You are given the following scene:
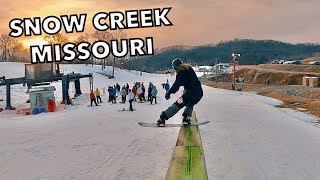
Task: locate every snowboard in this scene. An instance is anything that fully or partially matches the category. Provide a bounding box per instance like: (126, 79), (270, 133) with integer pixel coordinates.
(138, 121), (210, 128)
(118, 108), (136, 112)
(87, 105), (101, 107)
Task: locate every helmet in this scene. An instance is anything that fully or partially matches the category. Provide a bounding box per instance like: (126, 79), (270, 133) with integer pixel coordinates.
(172, 58), (183, 70)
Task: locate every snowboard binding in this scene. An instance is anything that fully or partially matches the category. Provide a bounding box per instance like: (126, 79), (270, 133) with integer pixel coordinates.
(157, 112), (168, 127)
(182, 116), (191, 126)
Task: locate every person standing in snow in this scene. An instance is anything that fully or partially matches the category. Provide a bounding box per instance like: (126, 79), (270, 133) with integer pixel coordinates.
(137, 85), (143, 102)
(126, 83), (129, 94)
(121, 86), (127, 104)
(95, 88), (102, 104)
(132, 86), (137, 101)
(90, 90), (99, 106)
(116, 83), (121, 95)
(157, 58), (203, 127)
(108, 86), (113, 102)
(164, 81), (170, 92)
(110, 86), (117, 104)
(150, 86), (158, 104)
(128, 89), (135, 111)
(147, 82), (153, 101)
(141, 83), (146, 101)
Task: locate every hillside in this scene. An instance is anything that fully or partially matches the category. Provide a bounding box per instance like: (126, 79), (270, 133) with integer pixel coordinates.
(301, 56), (320, 64)
(208, 64), (320, 86)
(238, 64), (320, 85)
(124, 39), (320, 72)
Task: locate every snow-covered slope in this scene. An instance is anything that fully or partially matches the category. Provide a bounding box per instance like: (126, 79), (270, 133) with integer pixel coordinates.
(196, 87), (320, 180)
(1, 62), (320, 179)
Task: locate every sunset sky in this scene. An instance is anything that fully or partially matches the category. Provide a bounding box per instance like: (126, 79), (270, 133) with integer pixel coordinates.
(1, 0), (320, 48)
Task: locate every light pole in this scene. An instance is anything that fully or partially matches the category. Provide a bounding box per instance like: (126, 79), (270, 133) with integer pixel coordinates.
(214, 58), (218, 83)
(231, 53), (240, 90)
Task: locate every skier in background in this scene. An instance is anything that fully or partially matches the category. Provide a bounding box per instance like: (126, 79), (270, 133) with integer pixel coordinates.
(128, 89), (135, 111)
(157, 58), (203, 127)
(90, 90), (99, 106)
(95, 88), (102, 104)
(150, 85), (158, 104)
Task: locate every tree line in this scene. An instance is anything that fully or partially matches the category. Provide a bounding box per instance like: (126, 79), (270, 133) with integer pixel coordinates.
(1, 36), (320, 74)
(123, 39), (320, 73)
(0, 30), (127, 69)
(0, 34), (29, 62)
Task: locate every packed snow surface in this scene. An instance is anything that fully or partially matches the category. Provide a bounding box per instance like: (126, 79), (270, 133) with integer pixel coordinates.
(1, 62), (320, 180)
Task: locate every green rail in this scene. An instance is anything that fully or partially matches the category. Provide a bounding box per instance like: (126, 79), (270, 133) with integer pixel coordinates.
(166, 112), (208, 180)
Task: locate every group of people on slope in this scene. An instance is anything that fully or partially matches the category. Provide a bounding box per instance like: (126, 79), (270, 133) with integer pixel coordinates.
(89, 88), (102, 107)
(89, 57), (204, 127)
(89, 81), (160, 111)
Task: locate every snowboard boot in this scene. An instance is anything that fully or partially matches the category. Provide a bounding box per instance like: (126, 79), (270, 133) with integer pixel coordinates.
(157, 112), (168, 127)
(182, 116), (191, 126)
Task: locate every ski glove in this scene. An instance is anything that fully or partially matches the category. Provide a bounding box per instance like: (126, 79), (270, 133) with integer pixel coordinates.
(165, 92), (171, 100)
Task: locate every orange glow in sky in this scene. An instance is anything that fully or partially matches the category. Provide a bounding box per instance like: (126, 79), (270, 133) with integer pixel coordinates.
(21, 38), (48, 48)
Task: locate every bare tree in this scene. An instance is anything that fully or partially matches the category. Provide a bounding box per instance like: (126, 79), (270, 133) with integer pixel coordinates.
(0, 34), (14, 61)
(9, 40), (25, 62)
(43, 33), (69, 72)
(74, 33), (95, 66)
(44, 33), (69, 45)
(110, 30), (127, 76)
(91, 30), (113, 69)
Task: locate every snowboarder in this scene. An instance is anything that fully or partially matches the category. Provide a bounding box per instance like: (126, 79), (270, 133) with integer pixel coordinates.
(95, 88), (102, 103)
(157, 58), (203, 127)
(90, 90), (99, 106)
(128, 89), (135, 111)
(150, 85), (158, 104)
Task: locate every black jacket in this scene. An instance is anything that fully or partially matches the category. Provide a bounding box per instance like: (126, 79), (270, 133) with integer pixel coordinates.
(168, 64), (203, 105)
